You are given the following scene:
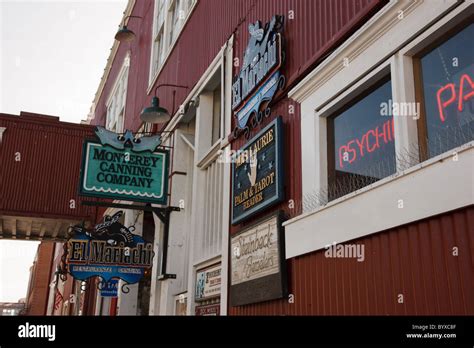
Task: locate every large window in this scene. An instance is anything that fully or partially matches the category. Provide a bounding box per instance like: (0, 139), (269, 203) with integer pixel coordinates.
(150, 0), (194, 83)
(211, 83), (221, 145)
(150, 0), (166, 79)
(328, 78), (395, 200)
(416, 23), (474, 159)
(168, 0), (181, 45)
(106, 57), (129, 133)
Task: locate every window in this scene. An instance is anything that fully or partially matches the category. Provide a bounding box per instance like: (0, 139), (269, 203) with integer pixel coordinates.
(416, 23), (474, 159)
(150, 0), (195, 83)
(328, 78), (395, 200)
(168, 0), (181, 45)
(211, 83), (221, 145)
(151, 0), (166, 78)
(174, 293), (187, 315)
(106, 57), (129, 133)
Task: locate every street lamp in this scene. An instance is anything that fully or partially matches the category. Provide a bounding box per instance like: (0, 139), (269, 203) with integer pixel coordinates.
(114, 15), (142, 43)
(140, 84), (188, 124)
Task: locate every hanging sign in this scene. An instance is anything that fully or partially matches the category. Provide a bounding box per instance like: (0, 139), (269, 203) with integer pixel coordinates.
(79, 126), (169, 205)
(195, 264), (221, 301)
(231, 116), (284, 225)
(232, 15), (285, 134)
(100, 279), (119, 297)
(66, 211), (154, 284)
(230, 212), (287, 306)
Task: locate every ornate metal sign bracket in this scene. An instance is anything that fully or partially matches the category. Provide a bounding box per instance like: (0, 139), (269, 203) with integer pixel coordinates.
(81, 200), (179, 281)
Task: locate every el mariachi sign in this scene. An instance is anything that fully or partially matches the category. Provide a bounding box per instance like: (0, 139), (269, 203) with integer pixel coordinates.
(66, 211), (154, 284)
(79, 127), (169, 205)
(231, 117), (284, 225)
(230, 212), (287, 306)
(232, 15), (285, 131)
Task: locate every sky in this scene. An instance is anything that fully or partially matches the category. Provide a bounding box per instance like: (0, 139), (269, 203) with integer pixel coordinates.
(0, 0), (127, 123)
(0, 0), (127, 303)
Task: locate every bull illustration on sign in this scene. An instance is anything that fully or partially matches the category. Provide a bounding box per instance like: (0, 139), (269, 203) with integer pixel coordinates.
(87, 211), (135, 247)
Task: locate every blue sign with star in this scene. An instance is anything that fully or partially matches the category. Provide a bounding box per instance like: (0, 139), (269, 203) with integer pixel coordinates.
(231, 117), (284, 224)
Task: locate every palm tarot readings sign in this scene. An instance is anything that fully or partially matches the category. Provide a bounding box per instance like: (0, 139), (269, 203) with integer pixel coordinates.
(66, 211), (154, 284)
(231, 116), (284, 225)
(195, 264), (221, 301)
(79, 126), (169, 205)
(230, 212), (287, 306)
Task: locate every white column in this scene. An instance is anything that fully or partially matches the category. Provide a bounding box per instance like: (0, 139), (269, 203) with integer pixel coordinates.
(148, 212), (163, 315)
(117, 209), (143, 315)
(391, 53), (419, 171)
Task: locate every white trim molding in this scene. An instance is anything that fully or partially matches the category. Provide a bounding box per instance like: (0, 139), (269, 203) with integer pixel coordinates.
(284, 142), (474, 259)
(285, 0), (471, 259)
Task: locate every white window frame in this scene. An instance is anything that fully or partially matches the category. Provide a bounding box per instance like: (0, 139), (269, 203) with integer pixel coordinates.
(284, 0), (473, 259)
(174, 292), (188, 315)
(105, 54), (130, 133)
(148, 0), (197, 90)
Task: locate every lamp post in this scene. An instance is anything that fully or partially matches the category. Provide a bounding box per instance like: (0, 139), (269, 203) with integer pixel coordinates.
(140, 84), (189, 124)
(114, 15), (142, 43)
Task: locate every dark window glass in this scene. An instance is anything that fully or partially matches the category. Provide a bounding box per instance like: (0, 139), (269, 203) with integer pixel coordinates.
(329, 79), (395, 201)
(419, 23), (474, 158)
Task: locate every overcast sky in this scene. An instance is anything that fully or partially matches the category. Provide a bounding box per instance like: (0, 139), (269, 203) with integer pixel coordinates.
(0, 0), (127, 303)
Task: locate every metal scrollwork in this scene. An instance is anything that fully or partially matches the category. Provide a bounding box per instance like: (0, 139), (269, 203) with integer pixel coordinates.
(121, 282), (131, 294)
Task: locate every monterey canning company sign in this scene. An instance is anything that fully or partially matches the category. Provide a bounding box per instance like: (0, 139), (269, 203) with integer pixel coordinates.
(79, 126), (168, 204)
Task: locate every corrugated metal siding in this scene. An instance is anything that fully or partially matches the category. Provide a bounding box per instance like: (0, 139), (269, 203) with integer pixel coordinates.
(89, 0), (385, 232)
(91, 0), (384, 131)
(229, 206), (474, 315)
(0, 113), (97, 220)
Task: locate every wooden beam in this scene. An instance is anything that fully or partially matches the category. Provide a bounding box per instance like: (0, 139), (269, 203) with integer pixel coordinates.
(52, 222), (61, 239)
(39, 224), (47, 239)
(12, 218), (17, 239)
(26, 220), (32, 240)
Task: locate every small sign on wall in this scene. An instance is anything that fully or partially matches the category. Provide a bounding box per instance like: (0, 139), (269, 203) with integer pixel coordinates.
(195, 303), (220, 316)
(231, 117), (284, 225)
(195, 264), (221, 301)
(100, 279), (118, 297)
(230, 212), (287, 306)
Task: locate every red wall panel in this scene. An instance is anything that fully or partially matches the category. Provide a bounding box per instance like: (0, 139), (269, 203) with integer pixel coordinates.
(229, 206), (474, 315)
(91, 0), (384, 132)
(0, 112), (98, 221)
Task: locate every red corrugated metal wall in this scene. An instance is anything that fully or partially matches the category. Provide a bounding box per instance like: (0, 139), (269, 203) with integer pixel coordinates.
(229, 206), (474, 315)
(91, 0), (384, 132)
(0, 112), (97, 220)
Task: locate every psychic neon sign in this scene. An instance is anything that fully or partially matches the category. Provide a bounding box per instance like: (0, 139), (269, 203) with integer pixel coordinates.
(436, 73), (474, 122)
(338, 118), (394, 169)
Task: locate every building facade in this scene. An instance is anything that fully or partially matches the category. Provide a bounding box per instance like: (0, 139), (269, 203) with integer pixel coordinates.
(85, 0), (473, 316)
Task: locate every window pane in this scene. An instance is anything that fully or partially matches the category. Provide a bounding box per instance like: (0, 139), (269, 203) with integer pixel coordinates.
(419, 24), (474, 158)
(212, 84), (221, 144)
(330, 79), (395, 200)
